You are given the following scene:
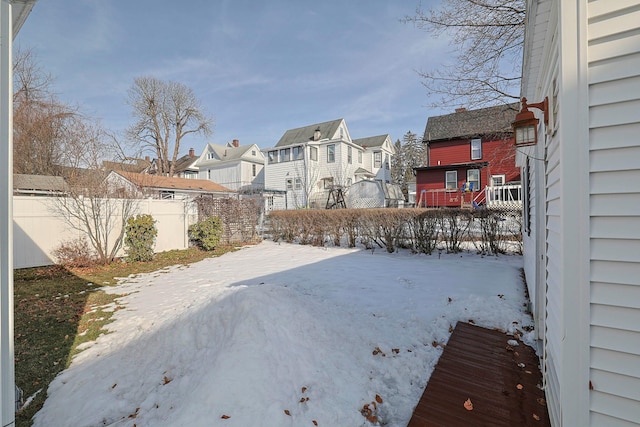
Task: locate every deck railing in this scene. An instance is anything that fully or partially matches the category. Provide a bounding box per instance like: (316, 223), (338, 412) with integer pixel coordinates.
(416, 184), (523, 209)
(485, 183), (522, 208)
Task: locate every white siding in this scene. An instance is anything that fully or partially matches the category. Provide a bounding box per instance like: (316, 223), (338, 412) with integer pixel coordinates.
(200, 162), (242, 191)
(263, 140), (371, 210)
(587, 2), (640, 424)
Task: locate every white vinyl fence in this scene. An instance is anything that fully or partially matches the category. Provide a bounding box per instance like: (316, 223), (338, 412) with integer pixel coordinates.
(13, 196), (198, 269)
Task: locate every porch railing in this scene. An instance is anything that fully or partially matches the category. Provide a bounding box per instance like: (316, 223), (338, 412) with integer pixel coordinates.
(485, 184), (522, 208)
(416, 184), (522, 208)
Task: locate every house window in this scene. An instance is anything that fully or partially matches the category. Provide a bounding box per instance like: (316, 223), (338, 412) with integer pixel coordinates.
(207, 169), (211, 180)
(285, 178), (293, 190)
(280, 148), (290, 162)
(374, 151), (382, 168)
(467, 169), (480, 190)
(252, 150), (256, 156)
(385, 154), (389, 170)
(310, 146), (318, 161)
(347, 146), (352, 164)
(252, 164), (256, 177)
(358, 151), (362, 163)
(268, 150), (278, 164)
(293, 145), (304, 160)
(327, 144), (335, 163)
(295, 178), (302, 190)
(268, 196), (274, 209)
(445, 170), (458, 190)
(471, 138), (482, 160)
(491, 175), (505, 186)
(323, 177), (334, 189)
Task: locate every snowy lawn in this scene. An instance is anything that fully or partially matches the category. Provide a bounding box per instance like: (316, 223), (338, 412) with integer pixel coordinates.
(33, 240), (534, 427)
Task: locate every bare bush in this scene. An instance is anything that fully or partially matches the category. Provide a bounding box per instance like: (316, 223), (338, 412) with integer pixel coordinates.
(52, 238), (97, 267)
(266, 207), (521, 255)
(409, 209), (440, 254)
(437, 209), (472, 253)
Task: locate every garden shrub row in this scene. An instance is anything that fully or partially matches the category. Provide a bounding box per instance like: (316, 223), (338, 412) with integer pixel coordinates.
(268, 208), (522, 255)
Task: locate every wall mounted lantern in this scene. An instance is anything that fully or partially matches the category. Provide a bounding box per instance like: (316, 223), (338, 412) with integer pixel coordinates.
(512, 97), (548, 146)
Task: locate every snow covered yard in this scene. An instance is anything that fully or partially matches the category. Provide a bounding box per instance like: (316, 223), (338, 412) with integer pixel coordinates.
(33, 240), (534, 427)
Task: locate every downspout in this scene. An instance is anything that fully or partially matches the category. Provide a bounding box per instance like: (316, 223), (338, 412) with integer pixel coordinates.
(1, 3), (15, 424)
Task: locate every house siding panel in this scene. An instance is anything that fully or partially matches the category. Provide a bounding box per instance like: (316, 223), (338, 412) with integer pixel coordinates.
(587, 0), (640, 409)
(591, 239), (640, 263)
(590, 170), (638, 193)
(589, 51), (640, 87)
(590, 122), (640, 150)
(591, 282), (640, 309)
(429, 139), (470, 165)
(591, 217), (640, 239)
(590, 391), (640, 426)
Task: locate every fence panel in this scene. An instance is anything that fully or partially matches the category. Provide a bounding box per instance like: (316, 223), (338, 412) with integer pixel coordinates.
(13, 196), (194, 269)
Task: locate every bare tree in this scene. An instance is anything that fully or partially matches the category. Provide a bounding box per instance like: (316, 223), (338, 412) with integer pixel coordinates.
(53, 171), (139, 264)
(126, 77), (213, 176)
(406, 0), (525, 109)
(52, 127), (137, 265)
(292, 147), (321, 209)
(391, 138), (405, 187)
(13, 48), (79, 175)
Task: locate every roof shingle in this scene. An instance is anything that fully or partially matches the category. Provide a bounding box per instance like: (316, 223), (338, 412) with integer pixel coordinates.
(275, 119), (344, 147)
(424, 103), (519, 142)
(115, 171), (233, 193)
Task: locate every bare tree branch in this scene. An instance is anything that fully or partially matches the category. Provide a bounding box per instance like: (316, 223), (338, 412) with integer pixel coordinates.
(405, 0), (525, 109)
(126, 77), (213, 176)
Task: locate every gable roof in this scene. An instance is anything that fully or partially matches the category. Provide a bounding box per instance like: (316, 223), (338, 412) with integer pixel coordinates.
(206, 143), (255, 161)
(13, 174), (69, 194)
(103, 158), (152, 174)
(353, 134), (390, 149)
(424, 103), (519, 142)
(275, 119), (344, 147)
(113, 171), (233, 193)
(172, 153), (199, 172)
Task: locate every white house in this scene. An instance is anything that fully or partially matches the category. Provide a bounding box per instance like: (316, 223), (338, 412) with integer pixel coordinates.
(195, 140), (265, 192)
(263, 118), (395, 210)
(518, 1), (640, 426)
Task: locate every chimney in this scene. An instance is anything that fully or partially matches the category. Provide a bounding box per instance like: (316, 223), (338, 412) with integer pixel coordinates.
(232, 139), (239, 147)
(455, 107), (467, 113)
(189, 148), (195, 158)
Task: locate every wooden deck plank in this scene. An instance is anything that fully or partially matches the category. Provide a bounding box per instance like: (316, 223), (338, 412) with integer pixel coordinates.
(407, 322), (551, 427)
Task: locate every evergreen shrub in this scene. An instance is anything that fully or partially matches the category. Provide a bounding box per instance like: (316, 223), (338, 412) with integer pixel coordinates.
(124, 214), (157, 262)
(188, 216), (223, 251)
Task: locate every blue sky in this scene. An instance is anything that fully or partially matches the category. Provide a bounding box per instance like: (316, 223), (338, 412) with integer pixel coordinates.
(16, 0), (451, 155)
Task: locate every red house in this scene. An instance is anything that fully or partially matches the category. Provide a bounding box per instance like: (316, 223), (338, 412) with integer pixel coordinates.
(414, 104), (520, 208)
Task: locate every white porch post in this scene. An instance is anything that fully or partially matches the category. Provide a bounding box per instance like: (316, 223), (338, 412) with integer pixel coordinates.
(1, 1), (38, 424)
(0, 1), (15, 425)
